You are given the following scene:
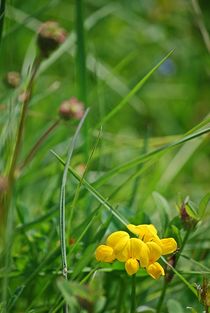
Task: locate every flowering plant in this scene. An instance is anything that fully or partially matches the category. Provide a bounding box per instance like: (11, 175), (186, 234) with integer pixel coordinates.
(95, 224), (177, 278)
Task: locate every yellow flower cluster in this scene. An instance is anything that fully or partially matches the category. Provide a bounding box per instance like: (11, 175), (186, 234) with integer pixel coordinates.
(95, 224), (177, 279)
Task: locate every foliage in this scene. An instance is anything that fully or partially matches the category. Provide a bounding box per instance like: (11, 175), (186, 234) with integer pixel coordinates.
(0, 0), (210, 312)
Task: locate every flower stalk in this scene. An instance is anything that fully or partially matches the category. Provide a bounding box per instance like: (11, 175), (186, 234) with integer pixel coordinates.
(130, 274), (136, 313)
(19, 119), (60, 171)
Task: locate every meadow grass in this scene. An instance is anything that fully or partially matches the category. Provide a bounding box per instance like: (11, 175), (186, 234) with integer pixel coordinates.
(0, 1), (210, 312)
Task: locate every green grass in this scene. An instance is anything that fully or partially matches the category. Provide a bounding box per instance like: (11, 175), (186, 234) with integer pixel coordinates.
(0, 1), (210, 313)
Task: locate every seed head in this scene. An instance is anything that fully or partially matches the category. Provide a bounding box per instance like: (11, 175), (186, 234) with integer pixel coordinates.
(59, 97), (85, 120)
(37, 21), (67, 58)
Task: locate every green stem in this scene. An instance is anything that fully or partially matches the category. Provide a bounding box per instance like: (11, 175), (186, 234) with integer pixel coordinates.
(130, 274), (136, 313)
(0, 56), (41, 228)
(8, 56), (41, 185)
(19, 119), (60, 171)
(156, 229), (191, 312)
(75, 0), (89, 157)
(156, 279), (168, 313)
(116, 276), (125, 313)
(0, 0), (6, 46)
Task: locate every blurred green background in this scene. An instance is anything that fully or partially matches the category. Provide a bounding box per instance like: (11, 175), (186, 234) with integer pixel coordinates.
(0, 0), (210, 312)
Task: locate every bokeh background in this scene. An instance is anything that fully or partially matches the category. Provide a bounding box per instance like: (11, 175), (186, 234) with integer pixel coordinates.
(0, 0), (210, 312)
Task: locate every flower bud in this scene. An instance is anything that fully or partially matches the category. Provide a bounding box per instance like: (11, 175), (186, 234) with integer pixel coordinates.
(37, 21), (66, 58)
(180, 199), (197, 230)
(95, 245), (115, 262)
(125, 258), (139, 275)
(147, 262), (165, 280)
(59, 97), (85, 120)
(4, 71), (21, 88)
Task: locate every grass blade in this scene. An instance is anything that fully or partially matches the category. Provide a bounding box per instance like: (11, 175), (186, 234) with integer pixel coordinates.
(59, 108), (89, 312)
(96, 49), (175, 128)
(51, 150), (129, 227)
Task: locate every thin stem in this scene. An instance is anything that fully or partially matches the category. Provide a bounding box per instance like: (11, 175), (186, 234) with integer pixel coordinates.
(8, 56), (41, 185)
(156, 229), (191, 312)
(0, 56), (41, 228)
(191, 0), (210, 54)
(156, 279), (168, 313)
(75, 0), (89, 157)
(0, 0), (6, 46)
(19, 119), (60, 171)
(130, 274), (136, 313)
(116, 276), (125, 313)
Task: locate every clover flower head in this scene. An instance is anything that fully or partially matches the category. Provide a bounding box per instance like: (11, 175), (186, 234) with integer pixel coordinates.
(95, 224), (177, 279)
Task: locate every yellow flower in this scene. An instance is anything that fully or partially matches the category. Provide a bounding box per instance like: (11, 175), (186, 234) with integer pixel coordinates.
(95, 224), (177, 279)
(125, 258), (139, 276)
(127, 224), (158, 242)
(127, 223), (177, 255)
(106, 231), (130, 262)
(95, 245), (115, 262)
(146, 262), (165, 279)
(159, 238), (177, 255)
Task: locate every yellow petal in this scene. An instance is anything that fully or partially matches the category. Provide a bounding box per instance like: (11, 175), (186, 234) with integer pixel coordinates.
(127, 224), (157, 242)
(129, 238), (144, 259)
(146, 242), (162, 263)
(106, 231), (129, 249)
(95, 245), (115, 262)
(160, 238), (177, 255)
(114, 238), (130, 261)
(138, 242), (150, 267)
(147, 262), (165, 279)
(125, 258), (139, 275)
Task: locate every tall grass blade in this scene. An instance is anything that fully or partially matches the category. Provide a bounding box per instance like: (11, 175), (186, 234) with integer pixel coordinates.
(96, 49), (175, 128)
(59, 108), (89, 312)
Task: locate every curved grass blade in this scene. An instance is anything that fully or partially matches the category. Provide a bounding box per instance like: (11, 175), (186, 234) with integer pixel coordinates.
(94, 127), (210, 187)
(59, 108), (89, 313)
(51, 150), (129, 227)
(95, 49), (175, 128)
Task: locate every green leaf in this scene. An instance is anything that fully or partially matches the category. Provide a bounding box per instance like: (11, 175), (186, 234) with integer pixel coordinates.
(185, 201), (199, 220)
(167, 299), (184, 313)
(198, 192), (210, 218)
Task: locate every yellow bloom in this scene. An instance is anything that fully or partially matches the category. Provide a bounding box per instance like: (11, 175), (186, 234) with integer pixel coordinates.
(95, 245), (115, 262)
(160, 238), (177, 255)
(95, 223), (177, 279)
(127, 224), (158, 242)
(146, 241), (162, 263)
(125, 258), (139, 275)
(107, 231), (130, 262)
(146, 262), (165, 279)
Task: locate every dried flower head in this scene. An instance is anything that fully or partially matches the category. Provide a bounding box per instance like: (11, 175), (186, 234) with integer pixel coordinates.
(37, 21), (66, 58)
(59, 97), (85, 120)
